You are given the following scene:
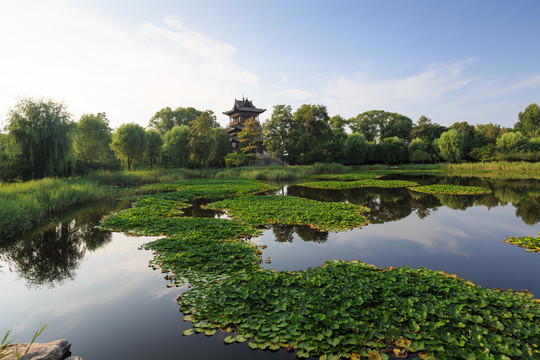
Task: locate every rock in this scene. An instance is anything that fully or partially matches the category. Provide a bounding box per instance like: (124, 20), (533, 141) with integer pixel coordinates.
(2, 339), (71, 360)
(65, 357), (84, 360)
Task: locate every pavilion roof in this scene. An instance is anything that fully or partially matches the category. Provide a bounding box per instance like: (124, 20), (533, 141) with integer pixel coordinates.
(223, 98), (266, 116)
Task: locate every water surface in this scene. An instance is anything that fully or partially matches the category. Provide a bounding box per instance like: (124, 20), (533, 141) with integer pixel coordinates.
(1, 176), (539, 359)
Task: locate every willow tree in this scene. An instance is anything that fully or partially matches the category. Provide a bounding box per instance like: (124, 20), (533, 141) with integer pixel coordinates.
(6, 97), (75, 177)
(438, 129), (464, 163)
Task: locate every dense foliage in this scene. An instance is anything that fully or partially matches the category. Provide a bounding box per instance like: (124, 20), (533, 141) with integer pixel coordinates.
(5, 97), (75, 177)
(1, 96), (539, 182)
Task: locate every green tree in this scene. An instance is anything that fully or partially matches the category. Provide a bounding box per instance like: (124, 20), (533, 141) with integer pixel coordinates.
(111, 123), (147, 171)
(475, 123), (501, 144)
(210, 128), (233, 167)
(380, 137), (408, 164)
(74, 113), (112, 166)
(148, 106), (202, 134)
(163, 125), (190, 166)
(239, 117), (263, 154)
(327, 128), (347, 163)
(344, 133), (368, 164)
(438, 129), (465, 162)
(449, 121), (477, 160)
(145, 129), (163, 170)
(6, 97), (75, 177)
(288, 104), (332, 164)
(496, 131), (528, 153)
(408, 138), (432, 163)
(189, 111), (218, 168)
(411, 116), (447, 143)
(515, 103), (540, 137)
(329, 115), (349, 131)
(263, 105), (293, 163)
(350, 110), (413, 142)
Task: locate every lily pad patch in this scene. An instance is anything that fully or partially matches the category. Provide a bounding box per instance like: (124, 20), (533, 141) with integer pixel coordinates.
(205, 195), (370, 232)
(504, 234), (540, 252)
(297, 179), (418, 190)
(407, 184), (491, 195)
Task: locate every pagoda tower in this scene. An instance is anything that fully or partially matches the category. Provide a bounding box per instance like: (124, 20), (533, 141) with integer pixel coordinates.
(223, 98), (266, 151)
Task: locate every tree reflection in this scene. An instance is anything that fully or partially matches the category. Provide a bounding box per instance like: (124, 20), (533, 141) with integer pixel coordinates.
(270, 224), (328, 243)
(288, 177), (539, 226)
(0, 200), (125, 288)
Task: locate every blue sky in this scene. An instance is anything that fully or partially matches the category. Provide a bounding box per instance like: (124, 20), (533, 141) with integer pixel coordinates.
(1, 0), (539, 129)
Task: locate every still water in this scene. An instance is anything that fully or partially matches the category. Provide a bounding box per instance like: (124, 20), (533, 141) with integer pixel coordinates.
(1, 176), (539, 359)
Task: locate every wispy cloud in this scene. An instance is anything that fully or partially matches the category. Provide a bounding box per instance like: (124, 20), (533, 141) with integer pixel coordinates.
(0, 5), (259, 128)
(321, 60), (540, 126)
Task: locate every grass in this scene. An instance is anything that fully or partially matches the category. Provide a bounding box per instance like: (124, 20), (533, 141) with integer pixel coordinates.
(445, 161), (540, 172)
(0, 178), (113, 240)
(1, 323), (48, 360)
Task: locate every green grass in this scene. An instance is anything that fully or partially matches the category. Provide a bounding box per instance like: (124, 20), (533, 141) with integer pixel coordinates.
(0, 178), (114, 240)
(504, 234), (540, 252)
(408, 184), (492, 195)
(205, 195), (370, 232)
(215, 166), (300, 181)
(1, 323), (48, 360)
(445, 161), (540, 172)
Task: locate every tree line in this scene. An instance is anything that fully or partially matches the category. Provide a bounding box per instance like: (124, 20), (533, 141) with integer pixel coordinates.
(0, 97), (538, 181)
(263, 103), (539, 165)
(0, 98), (232, 181)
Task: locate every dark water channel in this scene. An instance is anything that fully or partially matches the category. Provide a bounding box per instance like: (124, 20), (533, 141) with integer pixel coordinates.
(1, 175), (539, 359)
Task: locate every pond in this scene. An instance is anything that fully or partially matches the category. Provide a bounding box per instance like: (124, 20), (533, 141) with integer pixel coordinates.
(1, 175), (539, 359)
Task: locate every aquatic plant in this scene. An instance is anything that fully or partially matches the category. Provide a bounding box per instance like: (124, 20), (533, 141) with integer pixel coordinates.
(308, 173), (382, 180)
(97, 176), (540, 360)
(504, 234), (540, 252)
(179, 260), (540, 359)
(408, 184), (492, 195)
(297, 179), (418, 190)
(139, 178), (276, 201)
(205, 195), (370, 232)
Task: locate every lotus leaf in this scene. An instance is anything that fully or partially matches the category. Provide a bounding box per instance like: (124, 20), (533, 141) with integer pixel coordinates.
(205, 195), (370, 232)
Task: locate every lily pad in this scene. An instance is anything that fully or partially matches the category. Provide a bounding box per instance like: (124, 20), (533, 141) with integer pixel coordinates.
(407, 184), (491, 195)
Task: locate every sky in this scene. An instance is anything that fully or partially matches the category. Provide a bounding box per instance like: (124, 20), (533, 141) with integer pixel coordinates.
(1, 0), (539, 130)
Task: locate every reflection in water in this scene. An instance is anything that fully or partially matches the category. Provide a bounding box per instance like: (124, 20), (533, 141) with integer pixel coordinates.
(272, 223), (328, 243)
(288, 175), (540, 226)
(0, 200), (129, 288)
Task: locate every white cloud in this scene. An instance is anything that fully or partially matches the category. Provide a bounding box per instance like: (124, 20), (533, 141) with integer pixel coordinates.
(322, 60), (475, 117)
(321, 60), (540, 127)
(0, 3), (259, 128)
